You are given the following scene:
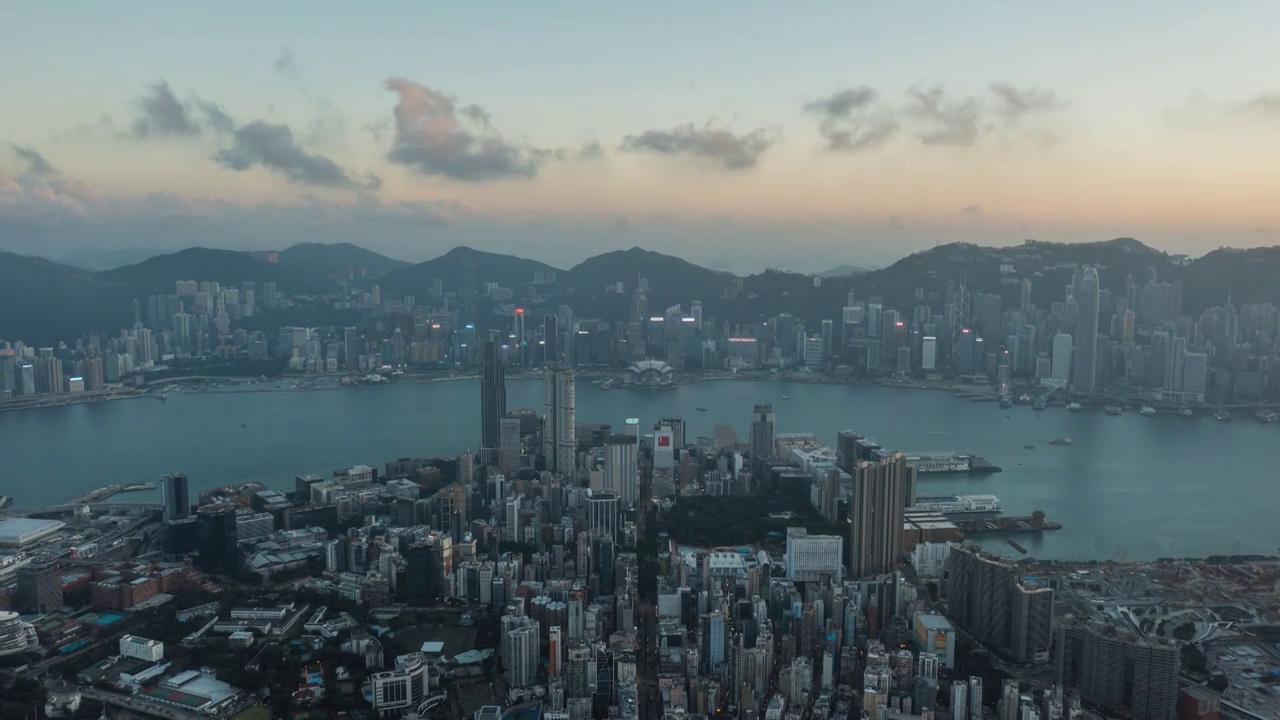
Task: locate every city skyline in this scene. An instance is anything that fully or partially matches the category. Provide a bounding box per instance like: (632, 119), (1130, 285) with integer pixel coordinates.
(4, 2), (1280, 271)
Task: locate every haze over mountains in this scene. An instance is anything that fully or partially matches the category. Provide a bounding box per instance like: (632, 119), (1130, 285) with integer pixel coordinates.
(2, 238), (1278, 346)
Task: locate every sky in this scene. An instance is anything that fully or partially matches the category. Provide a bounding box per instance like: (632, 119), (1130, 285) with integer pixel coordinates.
(2, 1), (1279, 272)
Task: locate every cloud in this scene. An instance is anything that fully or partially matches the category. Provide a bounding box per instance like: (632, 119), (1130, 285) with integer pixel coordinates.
(385, 77), (547, 181)
(578, 141), (605, 160)
(804, 87), (897, 153)
(804, 87), (878, 119)
(1254, 226), (1274, 233)
(905, 85), (985, 146)
(989, 83), (1065, 120)
(961, 204), (983, 217)
(275, 48), (302, 84)
(1171, 91), (1280, 127)
(9, 144), (60, 180)
(130, 82), (202, 138)
(127, 81), (236, 139)
(215, 121), (376, 189)
(619, 123), (777, 170)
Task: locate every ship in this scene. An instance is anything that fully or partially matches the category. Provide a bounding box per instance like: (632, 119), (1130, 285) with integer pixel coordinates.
(904, 453), (1002, 474)
(1180, 407), (1194, 419)
(998, 395), (1013, 409)
(0, 495), (11, 510)
(1255, 409), (1278, 424)
(1139, 406), (1157, 417)
(1033, 397), (1048, 411)
(1018, 394), (1033, 404)
(1066, 402), (1082, 412)
(1047, 437), (1072, 446)
(908, 494), (1001, 515)
(1213, 410), (1233, 422)
(1104, 405), (1123, 416)
(696, 407), (708, 412)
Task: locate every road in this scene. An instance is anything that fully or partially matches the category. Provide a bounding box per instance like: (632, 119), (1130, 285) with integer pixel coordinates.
(635, 453), (661, 720)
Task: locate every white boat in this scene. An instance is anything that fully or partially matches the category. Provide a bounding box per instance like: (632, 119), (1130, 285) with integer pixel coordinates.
(1139, 406), (1157, 417)
(1066, 402), (1083, 413)
(908, 494), (1001, 515)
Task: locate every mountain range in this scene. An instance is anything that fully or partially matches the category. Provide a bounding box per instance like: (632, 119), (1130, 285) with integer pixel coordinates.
(2, 238), (1278, 345)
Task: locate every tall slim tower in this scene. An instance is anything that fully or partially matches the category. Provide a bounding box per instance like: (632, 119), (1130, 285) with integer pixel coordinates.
(481, 340), (506, 455)
(750, 404), (775, 460)
(544, 367), (576, 474)
(1073, 267), (1100, 392)
(160, 473), (191, 523)
(849, 451), (907, 579)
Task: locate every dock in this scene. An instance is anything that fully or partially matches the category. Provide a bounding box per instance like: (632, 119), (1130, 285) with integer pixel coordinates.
(71, 482), (158, 504)
(954, 510), (1061, 534)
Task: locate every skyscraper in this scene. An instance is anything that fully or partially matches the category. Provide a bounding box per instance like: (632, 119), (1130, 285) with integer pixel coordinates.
(849, 451), (907, 579)
(544, 367), (576, 474)
(750, 404), (775, 460)
(160, 473), (191, 523)
(480, 340), (506, 455)
(543, 313), (560, 364)
(499, 418), (521, 478)
(1073, 267), (1100, 392)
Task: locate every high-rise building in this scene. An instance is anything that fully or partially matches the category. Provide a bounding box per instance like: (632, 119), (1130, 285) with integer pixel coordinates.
(15, 562), (63, 614)
(1056, 619), (1179, 720)
(502, 615), (541, 688)
(499, 418), (521, 478)
(480, 340), (506, 455)
(160, 473), (191, 523)
(750, 404), (775, 460)
(543, 314), (560, 364)
(586, 491), (620, 541)
(849, 451), (907, 579)
(784, 527), (843, 583)
(603, 434), (638, 507)
(951, 681), (968, 720)
(945, 545), (1055, 664)
(1051, 333), (1073, 386)
(1073, 267), (1100, 392)
(544, 368), (576, 474)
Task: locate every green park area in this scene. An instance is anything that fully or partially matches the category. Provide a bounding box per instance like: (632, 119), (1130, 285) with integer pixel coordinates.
(664, 493), (843, 549)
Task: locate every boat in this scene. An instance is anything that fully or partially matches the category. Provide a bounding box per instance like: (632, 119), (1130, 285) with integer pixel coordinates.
(1047, 437), (1072, 446)
(781, 395), (790, 400)
(1066, 402), (1082, 413)
(240, 423), (247, 428)
(1104, 405), (1123, 416)
(1179, 407), (1194, 419)
(998, 395), (1013, 409)
(1139, 406), (1157, 417)
(908, 494), (1001, 515)
(695, 407), (708, 412)
(1255, 409), (1278, 424)
(1213, 410), (1233, 422)
(0, 495), (11, 510)
(1018, 394), (1032, 404)
(1033, 397), (1048, 411)
(1024, 444), (1036, 450)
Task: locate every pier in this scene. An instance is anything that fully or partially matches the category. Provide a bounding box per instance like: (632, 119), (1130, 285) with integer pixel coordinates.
(954, 510), (1061, 534)
(70, 482), (157, 505)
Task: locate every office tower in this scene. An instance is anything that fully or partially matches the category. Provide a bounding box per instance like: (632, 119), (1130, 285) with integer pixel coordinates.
(945, 545), (1055, 664)
(784, 527), (843, 583)
(656, 417), (686, 451)
(15, 562), (63, 613)
(1051, 333), (1073, 385)
(406, 540), (445, 605)
(849, 451), (907, 579)
(586, 491), (620, 541)
(543, 313), (560, 363)
(196, 507), (239, 573)
(603, 434), (638, 507)
(1073, 267), (1099, 392)
(750, 404), (775, 460)
(17, 363), (35, 396)
(1056, 619), (1179, 720)
(480, 340), (506, 454)
(544, 367), (576, 474)
(160, 473), (191, 523)
(499, 418), (521, 478)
